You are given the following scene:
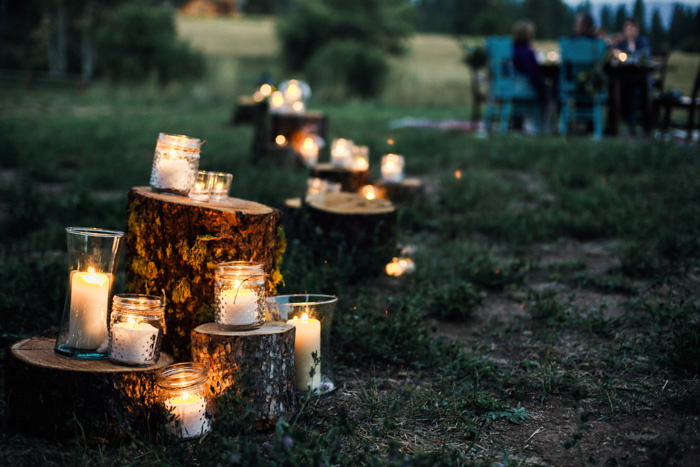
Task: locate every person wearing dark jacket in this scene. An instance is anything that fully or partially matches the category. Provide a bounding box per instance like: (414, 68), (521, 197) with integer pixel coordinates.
(613, 18), (651, 134)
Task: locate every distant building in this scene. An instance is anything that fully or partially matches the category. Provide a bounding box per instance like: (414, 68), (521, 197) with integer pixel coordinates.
(180, 0), (239, 16)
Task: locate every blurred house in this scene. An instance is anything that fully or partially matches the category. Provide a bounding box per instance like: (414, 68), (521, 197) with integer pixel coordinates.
(180, 0), (239, 16)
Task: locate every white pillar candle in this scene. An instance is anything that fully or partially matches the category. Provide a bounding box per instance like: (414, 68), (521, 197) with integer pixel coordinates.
(299, 137), (319, 167)
(331, 138), (353, 167)
(154, 157), (191, 193)
(68, 268), (110, 350)
(381, 154), (404, 183)
(286, 312), (321, 391)
(219, 280), (259, 326)
(165, 391), (210, 438)
(110, 320), (159, 365)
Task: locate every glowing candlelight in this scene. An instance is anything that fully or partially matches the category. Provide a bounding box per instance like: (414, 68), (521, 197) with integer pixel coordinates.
(286, 312), (321, 391)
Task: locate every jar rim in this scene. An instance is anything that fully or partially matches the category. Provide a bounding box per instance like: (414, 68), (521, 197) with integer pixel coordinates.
(156, 363), (208, 390)
(216, 261), (264, 274)
(113, 293), (164, 311)
(265, 294), (338, 306)
(66, 227), (124, 238)
(158, 133), (202, 149)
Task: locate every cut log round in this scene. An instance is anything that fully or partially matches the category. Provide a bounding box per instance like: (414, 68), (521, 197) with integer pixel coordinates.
(125, 186), (282, 359)
(310, 163), (371, 193)
(280, 197), (303, 238)
(190, 322), (296, 430)
(268, 112), (328, 148)
(303, 192), (397, 275)
(376, 177), (425, 204)
(6, 337), (174, 439)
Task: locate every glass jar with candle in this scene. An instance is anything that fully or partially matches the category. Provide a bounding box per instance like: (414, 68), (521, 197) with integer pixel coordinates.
(157, 363), (212, 439)
(150, 133), (202, 196)
(209, 172), (233, 202)
(350, 145), (370, 171)
(330, 138), (353, 167)
(381, 154), (405, 183)
(55, 227), (124, 359)
(214, 261), (266, 331)
(189, 170), (215, 202)
(108, 294), (165, 366)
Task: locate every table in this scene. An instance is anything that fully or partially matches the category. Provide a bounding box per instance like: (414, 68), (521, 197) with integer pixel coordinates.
(605, 63), (657, 136)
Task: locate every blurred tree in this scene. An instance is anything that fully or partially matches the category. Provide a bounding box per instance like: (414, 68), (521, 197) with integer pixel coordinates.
(668, 4), (693, 49)
(632, 0), (645, 34)
(244, 0), (277, 14)
(520, 0), (572, 39)
(649, 8), (666, 51)
(600, 5), (613, 33)
(614, 4), (627, 32)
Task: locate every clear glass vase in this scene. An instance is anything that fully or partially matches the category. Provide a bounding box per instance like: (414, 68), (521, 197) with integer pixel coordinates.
(54, 227), (124, 359)
(266, 294), (338, 395)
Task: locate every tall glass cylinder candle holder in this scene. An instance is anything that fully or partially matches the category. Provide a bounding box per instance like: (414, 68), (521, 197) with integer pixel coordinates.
(266, 294), (338, 395)
(189, 171), (215, 202)
(330, 138), (353, 167)
(108, 294), (165, 366)
(381, 154), (405, 183)
(214, 262), (266, 331)
(157, 363), (212, 439)
(210, 172), (232, 201)
(55, 227), (124, 359)
(150, 133), (202, 195)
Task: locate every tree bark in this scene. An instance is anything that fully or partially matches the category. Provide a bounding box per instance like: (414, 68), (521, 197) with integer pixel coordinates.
(191, 322), (297, 430)
(125, 187), (283, 360)
(6, 337), (174, 440)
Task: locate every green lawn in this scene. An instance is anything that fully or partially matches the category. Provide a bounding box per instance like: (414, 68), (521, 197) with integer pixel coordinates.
(1, 17), (699, 466)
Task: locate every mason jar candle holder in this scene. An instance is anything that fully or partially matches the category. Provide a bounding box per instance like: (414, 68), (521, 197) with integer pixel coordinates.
(350, 145), (370, 171)
(209, 172), (233, 201)
(189, 171), (215, 202)
(266, 294), (338, 396)
(386, 257), (415, 277)
(214, 261), (266, 331)
(330, 138), (354, 167)
(108, 294), (165, 366)
(55, 227), (124, 359)
(150, 133), (202, 196)
(381, 154), (405, 183)
(359, 184), (380, 201)
(298, 136), (320, 167)
(157, 363), (213, 439)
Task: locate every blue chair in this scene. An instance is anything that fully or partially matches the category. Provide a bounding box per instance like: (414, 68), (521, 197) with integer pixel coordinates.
(482, 37), (540, 134)
(558, 38), (608, 139)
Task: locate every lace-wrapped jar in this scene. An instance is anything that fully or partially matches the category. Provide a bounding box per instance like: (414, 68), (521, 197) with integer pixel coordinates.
(149, 133), (202, 195)
(108, 294), (165, 366)
(214, 261), (266, 331)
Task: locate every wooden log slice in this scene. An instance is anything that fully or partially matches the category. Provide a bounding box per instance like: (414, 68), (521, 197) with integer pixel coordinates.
(6, 337), (174, 439)
(303, 192), (397, 275)
(376, 177), (425, 204)
(280, 197), (303, 238)
(191, 322), (296, 431)
(268, 112), (328, 148)
(310, 163), (371, 193)
(126, 187), (283, 359)
(231, 96), (268, 126)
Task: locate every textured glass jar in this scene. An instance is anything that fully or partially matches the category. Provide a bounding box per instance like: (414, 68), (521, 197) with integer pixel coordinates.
(55, 227), (124, 359)
(150, 133), (202, 195)
(209, 172), (233, 202)
(189, 170), (215, 202)
(108, 294), (165, 366)
(214, 261), (266, 331)
(157, 363), (212, 439)
(330, 138), (354, 168)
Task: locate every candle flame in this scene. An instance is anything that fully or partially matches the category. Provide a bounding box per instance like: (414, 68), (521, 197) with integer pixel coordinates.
(216, 183), (223, 190)
(276, 134), (287, 146)
(619, 52), (628, 62)
(260, 84), (272, 96)
(288, 83), (298, 95)
(301, 312), (309, 323)
(387, 138), (395, 145)
(455, 170), (462, 179)
(292, 101), (304, 112)
(303, 138), (315, 150)
(88, 267), (95, 273)
(271, 92), (284, 107)
(386, 160), (395, 169)
(127, 316), (137, 326)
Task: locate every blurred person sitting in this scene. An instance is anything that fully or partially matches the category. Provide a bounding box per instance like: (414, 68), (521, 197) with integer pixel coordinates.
(512, 20), (554, 133)
(573, 13), (597, 39)
(613, 18), (651, 135)
(614, 18), (650, 60)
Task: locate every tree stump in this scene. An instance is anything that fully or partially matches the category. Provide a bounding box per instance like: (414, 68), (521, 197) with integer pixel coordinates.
(268, 112), (328, 149)
(6, 337), (174, 439)
(303, 192), (397, 276)
(125, 187), (283, 359)
(310, 163), (371, 193)
(190, 322), (296, 430)
(376, 178), (425, 204)
(231, 96), (268, 126)
(280, 197), (303, 237)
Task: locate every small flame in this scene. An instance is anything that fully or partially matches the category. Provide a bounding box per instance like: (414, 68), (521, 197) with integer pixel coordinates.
(386, 160), (395, 170)
(88, 267), (95, 274)
(301, 312), (309, 323)
(547, 51), (559, 62)
(287, 84), (299, 95)
(455, 170), (462, 179)
(127, 316), (137, 326)
(303, 138), (315, 150)
(292, 101), (304, 112)
(387, 138), (395, 145)
(260, 84), (272, 96)
(216, 183), (223, 190)
(276, 134), (287, 146)
(271, 92), (284, 107)
(619, 52), (628, 62)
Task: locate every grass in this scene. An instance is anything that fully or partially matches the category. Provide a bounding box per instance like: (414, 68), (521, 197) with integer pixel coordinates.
(1, 16), (700, 466)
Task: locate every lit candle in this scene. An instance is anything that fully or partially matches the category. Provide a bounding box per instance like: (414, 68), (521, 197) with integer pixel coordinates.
(110, 317), (160, 365)
(210, 172), (232, 202)
(359, 184), (378, 201)
(286, 312), (321, 391)
(68, 268), (110, 350)
(381, 154), (404, 183)
(291, 101), (305, 114)
(275, 134), (287, 146)
(299, 137), (319, 167)
(269, 91), (286, 114)
(331, 138), (353, 167)
(219, 280), (259, 327)
(350, 145), (369, 171)
(165, 391), (210, 438)
(283, 80), (303, 102)
(385, 257), (415, 276)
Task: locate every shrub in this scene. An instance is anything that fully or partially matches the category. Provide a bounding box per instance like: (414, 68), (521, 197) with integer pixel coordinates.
(430, 281), (482, 321)
(96, 3), (204, 84)
(305, 40), (389, 99)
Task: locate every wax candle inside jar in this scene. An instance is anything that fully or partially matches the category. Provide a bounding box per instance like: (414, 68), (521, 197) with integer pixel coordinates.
(219, 280), (259, 326)
(210, 173), (232, 201)
(69, 268), (110, 350)
(299, 137), (319, 167)
(154, 157), (192, 193)
(110, 317), (160, 365)
(286, 312), (321, 391)
(381, 154), (404, 183)
(331, 138), (353, 167)
(165, 390), (210, 439)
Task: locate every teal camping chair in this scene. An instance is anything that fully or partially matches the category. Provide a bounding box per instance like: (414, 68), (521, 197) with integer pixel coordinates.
(482, 37), (540, 134)
(558, 38), (608, 139)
